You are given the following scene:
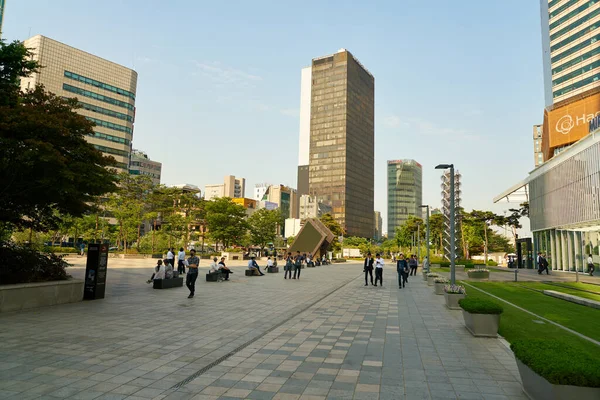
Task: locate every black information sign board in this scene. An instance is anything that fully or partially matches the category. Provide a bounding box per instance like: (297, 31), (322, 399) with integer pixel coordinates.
(83, 243), (108, 300)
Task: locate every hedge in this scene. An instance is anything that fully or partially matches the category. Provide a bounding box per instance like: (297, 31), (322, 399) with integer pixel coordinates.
(511, 339), (600, 387)
(1, 242), (70, 284)
(458, 297), (503, 314)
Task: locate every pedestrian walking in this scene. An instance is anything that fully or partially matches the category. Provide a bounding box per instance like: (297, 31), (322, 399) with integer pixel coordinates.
(422, 256), (430, 273)
(293, 251), (302, 279)
(374, 253), (384, 287)
(397, 254), (409, 289)
(284, 252), (294, 279)
(538, 253), (550, 275)
(364, 252), (374, 286)
(588, 254), (595, 276)
(166, 248), (175, 268)
(409, 255), (418, 276)
(177, 247), (186, 274)
(186, 249), (200, 298)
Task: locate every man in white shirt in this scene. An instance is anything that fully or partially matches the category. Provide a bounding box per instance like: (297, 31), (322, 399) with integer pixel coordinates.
(588, 254), (595, 276)
(166, 248), (175, 269)
(267, 257), (274, 272)
(178, 248), (186, 274)
(374, 253), (384, 287)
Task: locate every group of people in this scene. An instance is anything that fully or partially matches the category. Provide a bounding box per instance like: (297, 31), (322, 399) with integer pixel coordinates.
(284, 251), (311, 279)
(537, 252), (596, 276)
(363, 252), (417, 289)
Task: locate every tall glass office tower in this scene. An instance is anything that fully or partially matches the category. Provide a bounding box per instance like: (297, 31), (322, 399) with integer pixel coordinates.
(541, 0), (600, 106)
(387, 160), (422, 237)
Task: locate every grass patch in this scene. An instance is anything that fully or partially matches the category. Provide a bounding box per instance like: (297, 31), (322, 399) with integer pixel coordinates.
(465, 281), (600, 342)
(513, 282), (600, 303)
(545, 281), (600, 295)
(430, 267), (513, 274)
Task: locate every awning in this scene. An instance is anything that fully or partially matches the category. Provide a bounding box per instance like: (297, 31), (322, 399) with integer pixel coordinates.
(493, 179), (529, 204)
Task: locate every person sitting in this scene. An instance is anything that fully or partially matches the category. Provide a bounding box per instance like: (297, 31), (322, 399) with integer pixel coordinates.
(153, 260), (167, 282)
(218, 257), (232, 280)
(164, 259), (174, 279)
(248, 255), (265, 276)
(267, 256), (274, 271)
(208, 257), (220, 274)
(147, 259), (163, 283)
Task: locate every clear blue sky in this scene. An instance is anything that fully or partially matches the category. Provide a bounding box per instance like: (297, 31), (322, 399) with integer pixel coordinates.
(6, 0), (542, 234)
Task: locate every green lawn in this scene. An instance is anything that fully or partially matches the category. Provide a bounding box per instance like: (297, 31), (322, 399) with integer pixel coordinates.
(430, 267), (513, 274)
(464, 281), (600, 342)
(544, 281), (600, 295)
(510, 282), (600, 303)
(462, 287), (600, 379)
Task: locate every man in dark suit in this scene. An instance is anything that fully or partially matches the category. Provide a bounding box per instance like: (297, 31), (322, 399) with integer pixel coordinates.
(364, 252), (374, 286)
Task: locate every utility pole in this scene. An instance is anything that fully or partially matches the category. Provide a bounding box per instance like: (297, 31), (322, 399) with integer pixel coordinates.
(421, 205), (430, 272)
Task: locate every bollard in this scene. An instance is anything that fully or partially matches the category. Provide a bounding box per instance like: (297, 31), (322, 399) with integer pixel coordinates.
(514, 269), (518, 282)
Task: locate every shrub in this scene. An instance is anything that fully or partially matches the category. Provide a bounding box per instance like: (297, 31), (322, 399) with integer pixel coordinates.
(486, 259), (498, 266)
(458, 297), (503, 314)
(0, 241), (70, 284)
(511, 339), (600, 387)
(426, 273), (439, 277)
(468, 268), (489, 273)
(444, 284), (466, 294)
(43, 246), (78, 254)
(434, 277), (448, 284)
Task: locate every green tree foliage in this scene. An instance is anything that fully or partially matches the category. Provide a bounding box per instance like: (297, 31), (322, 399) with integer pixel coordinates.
(394, 216), (424, 250)
(0, 40), (117, 233)
(319, 213), (344, 236)
(248, 209), (283, 251)
(429, 213), (445, 255)
(205, 197), (248, 248)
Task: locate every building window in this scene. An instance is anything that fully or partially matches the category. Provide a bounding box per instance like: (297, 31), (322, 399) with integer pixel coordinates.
(90, 131), (130, 145)
(79, 101), (134, 122)
(94, 144), (129, 158)
(63, 84), (134, 111)
(86, 116), (132, 134)
(64, 71), (135, 100)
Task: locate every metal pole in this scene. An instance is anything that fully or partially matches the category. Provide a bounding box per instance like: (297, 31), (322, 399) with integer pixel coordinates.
(450, 165), (456, 285)
(417, 223), (421, 264)
(426, 205), (430, 272)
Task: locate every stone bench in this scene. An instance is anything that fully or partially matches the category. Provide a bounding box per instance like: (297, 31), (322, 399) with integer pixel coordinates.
(153, 277), (184, 289)
(245, 269), (261, 276)
(543, 290), (600, 309)
(267, 266), (279, 273)
(206, 271), (224, 282)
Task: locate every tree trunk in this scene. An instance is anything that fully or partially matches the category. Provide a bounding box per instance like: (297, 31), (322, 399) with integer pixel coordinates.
(152, 220), (156, 254)
(119, 222), (123, 253)
(137, 223), (141, 251)
(95, 214), (99, 242)
(483, 222), (488, 264)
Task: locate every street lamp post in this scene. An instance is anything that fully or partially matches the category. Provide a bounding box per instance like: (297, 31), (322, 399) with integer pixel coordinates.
(420, 205), (430, 272)
(436, 164), (456, 284)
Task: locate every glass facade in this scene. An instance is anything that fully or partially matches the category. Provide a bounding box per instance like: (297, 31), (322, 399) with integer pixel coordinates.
(64, 71), (136, 100)
(86, 116), (132, 134)
(63, 84), (135, 111)
(387, 160), (423, 236)
(529, 133), (600, 272)
(308, 50), (375, 238)
(79, 101), (134, 122)
(90, 131), (130, 145)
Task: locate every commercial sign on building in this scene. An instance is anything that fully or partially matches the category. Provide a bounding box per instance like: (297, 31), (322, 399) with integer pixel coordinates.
(546, 92), (600, 148)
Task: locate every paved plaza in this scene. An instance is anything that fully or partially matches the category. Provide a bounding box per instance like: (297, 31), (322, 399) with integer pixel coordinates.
(0, 261), (527, 400)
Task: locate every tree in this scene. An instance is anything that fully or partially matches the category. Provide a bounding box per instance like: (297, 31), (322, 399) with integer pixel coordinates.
(319, 213), (344, 236)
(470, 210), (499, 263)
(394, 216), (424, 252)
(204, 197), (248, 248)
(429, 213), (444, 255)
(248, 209), (283, 252)
(0, 40), (117, 232)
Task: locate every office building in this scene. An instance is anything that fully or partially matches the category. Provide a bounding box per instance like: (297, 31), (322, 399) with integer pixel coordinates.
(261, 184), (298, 219)
(20, 35), (137, 173)
(254, 183), (271, 202)
(387, 160), (422, 236)
(0, 0), (5, 37)
(231, 198), (257, 216)
(129, 149), (161, 185)
(204, 175), (245, 200)
(537, 2), (600, 162)
(299, 195), (332, 220)
(306, 49), (375, 238)
(297, 67), (311, 200)
(374, 211), (383, 241)
(533, 124), (544, 167)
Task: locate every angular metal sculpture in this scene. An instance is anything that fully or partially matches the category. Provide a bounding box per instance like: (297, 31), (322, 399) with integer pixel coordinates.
(288, 218), (334, 258)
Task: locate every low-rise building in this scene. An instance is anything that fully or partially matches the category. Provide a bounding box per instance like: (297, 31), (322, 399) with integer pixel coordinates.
(204, 175), (245, 200)
(129, 149), (161, 185)
(299, 195), (332, 219)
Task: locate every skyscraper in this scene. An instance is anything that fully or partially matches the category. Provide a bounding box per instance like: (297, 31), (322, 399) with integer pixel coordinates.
(306, 49), (375, 238)
(387, 160), (422, 236)
(0, 0), (6, 37)
(20, 35), (137, 173)
(538, 1), (600, 162)
(374, 211), (383, 241)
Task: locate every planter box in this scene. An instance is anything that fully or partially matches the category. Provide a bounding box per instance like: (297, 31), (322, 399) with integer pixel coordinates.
(267, 266), (279, 273)
(434, 282), (445, 295)
(0, 279), (84, 313)
(427, 276), (437, 286)
(516, 359), (600, 400)
(422, 272), (428, 281)
(153, 277), (184, 288)
(467, 271), (490, 280)
(455, 264), (465, 272)
(462, 311), (500, 337)
(444, 292), (466, 309)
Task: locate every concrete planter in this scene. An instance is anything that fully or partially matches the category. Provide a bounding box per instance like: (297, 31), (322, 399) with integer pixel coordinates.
(427, 276), (437, 286)
(444, 292), (466, 309)
(422, 271), (428, 281)
(462, 311), (500, 337)
(0, 279), (84, 313)
(516, 359), (600, 400)
(467, 271), (490, 280)
(267, 266), (279, 273)
(434, 282), (445, 295)
(455, 264), (465, 272)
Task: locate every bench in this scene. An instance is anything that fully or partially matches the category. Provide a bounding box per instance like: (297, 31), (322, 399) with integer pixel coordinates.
(153, 277), (184, 289)
(206, 271), (224, 282)
(267, 266), (279, 273)
(245, 269), (260, 276)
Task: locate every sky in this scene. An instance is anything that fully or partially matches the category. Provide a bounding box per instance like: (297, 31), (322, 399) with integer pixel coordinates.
(6, 0), (542, 235)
